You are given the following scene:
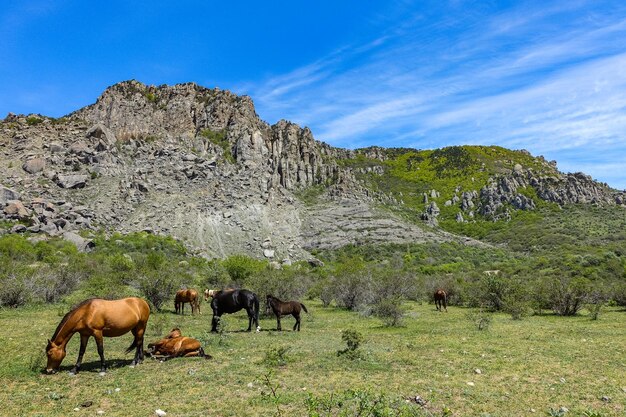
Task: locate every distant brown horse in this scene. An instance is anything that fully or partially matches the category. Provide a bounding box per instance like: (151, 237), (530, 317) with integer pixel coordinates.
(45, 298), (150, 374)
(175, 289), (200, 315)
(434, 289), (448, 312)
(266, 295), (308, 331)
(147, 328), (210, 360)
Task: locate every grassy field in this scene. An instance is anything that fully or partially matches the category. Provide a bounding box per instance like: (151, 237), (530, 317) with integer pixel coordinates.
(0, 301), (624, 417)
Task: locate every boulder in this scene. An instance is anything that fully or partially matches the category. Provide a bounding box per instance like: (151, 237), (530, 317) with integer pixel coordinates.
(4, 200), (31, 219)
(0, 186), (20, 206)
(10, 224), (27, 233)
(62, 231), (95, 252)
(55, 174), (89, 189)
(86, 123), (117, 146)
(22, 158), (46, 174)
(48, 142), (65, 153)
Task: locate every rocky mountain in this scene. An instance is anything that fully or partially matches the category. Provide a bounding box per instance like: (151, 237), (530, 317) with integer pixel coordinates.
(1, 80), (623, 260)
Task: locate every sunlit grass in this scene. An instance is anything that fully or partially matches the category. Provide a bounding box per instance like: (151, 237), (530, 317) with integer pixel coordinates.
(0, 301), (624, 416)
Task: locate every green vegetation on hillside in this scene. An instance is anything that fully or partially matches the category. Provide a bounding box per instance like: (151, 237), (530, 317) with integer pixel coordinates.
(339, 145), (559, 228)
(200, 128), (235, 163)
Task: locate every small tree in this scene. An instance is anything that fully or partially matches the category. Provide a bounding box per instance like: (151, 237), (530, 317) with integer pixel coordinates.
(549, 276), (592, 316)
(372, 297), (405, 326)
(337, 329), (365, 360)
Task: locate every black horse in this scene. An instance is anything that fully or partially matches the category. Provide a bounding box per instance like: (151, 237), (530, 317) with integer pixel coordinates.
(266, 295), (308, 331)
(205, 289), (260, 332)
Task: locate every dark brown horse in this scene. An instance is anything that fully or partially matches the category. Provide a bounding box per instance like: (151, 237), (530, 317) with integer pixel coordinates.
(204, 288), (260, 332)
(175, 289), (200, 315)
(46, 297), (150, 374)
(147, 328), (210, 360)
(434, 289), (448, 312)
(266, 295), (308, 331)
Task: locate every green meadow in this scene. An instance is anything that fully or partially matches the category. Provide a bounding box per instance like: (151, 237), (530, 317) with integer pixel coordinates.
(0, 301), (624, 417)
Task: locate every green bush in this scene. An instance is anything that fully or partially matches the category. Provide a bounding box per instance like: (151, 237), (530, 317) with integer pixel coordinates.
(372, 297), (405, 327)
(466, 309), (492, 331)
(331, 258), (373, 310)
(337, 329), (365, 360)
(199, 128), (234, 163)
(548, 276), (592, 316)
(138, 271), (181, 311)
(0, 270), (31, 308)
(222, 254), (267, 286)
(261, 345), (291, 367)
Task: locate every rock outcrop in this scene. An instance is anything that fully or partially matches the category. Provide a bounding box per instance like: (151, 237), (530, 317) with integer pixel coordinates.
(1, 80), (622, 258)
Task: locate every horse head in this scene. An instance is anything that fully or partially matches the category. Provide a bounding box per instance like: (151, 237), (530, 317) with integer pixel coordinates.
(167, 328), (182, 338)
(204, 289), (216, 301)
(45, 339), (66, 374)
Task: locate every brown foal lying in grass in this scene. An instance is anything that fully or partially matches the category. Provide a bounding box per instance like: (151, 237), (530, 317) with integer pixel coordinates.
(146, 328), (211, 360)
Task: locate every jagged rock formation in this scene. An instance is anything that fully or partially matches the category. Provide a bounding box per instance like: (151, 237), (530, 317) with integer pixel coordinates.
(0, 81), (457, 259)
(1, 80), (623, 258)
(477, 169), (624, 220)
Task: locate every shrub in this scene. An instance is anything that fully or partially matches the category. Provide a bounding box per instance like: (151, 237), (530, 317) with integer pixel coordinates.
(372, 296), (405, 326)
(247, 267), (310, 303)
(548, 276), (592, 316)
(466, 309), (492, 330)
(25, 116), (43, 125)
(468, 274), (511, 311)
(611, 281), (626, 307)
(199, 128), (234, 163)
(337, 329), (365, 360)
(586, 287), (608, 320)
(0, 271), (31, 307)
(138, 271), (181, 311)
(262, 345), (291, 367)
(331, 258), (373, 310)
(305, 389), (423, 417)
(33, 264), (84, 303)
(222, 254), (266, 286)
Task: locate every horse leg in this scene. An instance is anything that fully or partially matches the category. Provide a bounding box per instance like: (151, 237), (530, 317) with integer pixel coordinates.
(131, 326), (146, 365)
(293, 313), (300, 331)
(211, 313), (221, 332)
(71, 333), (90, 374)
(93, 331), (106, 373)
(246, 307), (253, 332)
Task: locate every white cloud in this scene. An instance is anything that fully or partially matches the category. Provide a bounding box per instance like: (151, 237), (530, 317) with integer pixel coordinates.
(241, 2), (626, 188)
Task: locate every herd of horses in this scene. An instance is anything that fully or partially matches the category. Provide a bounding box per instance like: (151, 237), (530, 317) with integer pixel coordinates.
(44, 288), (448, 374)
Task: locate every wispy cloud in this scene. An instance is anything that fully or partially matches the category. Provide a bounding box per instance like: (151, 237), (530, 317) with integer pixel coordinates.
(241, 1), (626, 189)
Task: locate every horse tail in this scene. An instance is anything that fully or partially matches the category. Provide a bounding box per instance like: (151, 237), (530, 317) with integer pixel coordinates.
(253, 295), (260, 323)
(300, 302), (308, 313)
(125, 339), (138, 354)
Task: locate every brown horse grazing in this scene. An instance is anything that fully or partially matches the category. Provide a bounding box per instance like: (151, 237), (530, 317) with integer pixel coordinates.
(147, 328), (210, 360)
(434, 289), (448, 312)
(266, 295), (308, 331)
(45, 298), (150, 374)
(175, 289), (200, 315)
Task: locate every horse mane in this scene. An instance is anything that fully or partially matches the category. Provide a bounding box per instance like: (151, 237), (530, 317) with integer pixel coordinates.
(267, 294), (283, 303)
(51, 298), (95, 340)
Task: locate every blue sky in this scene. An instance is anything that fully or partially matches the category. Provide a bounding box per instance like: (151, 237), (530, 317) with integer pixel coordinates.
(2, 1), (626, 189)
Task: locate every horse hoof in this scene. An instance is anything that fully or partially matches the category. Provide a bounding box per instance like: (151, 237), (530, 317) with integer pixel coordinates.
(256, 326), (261, 332)
(98, 371), (106, 376)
